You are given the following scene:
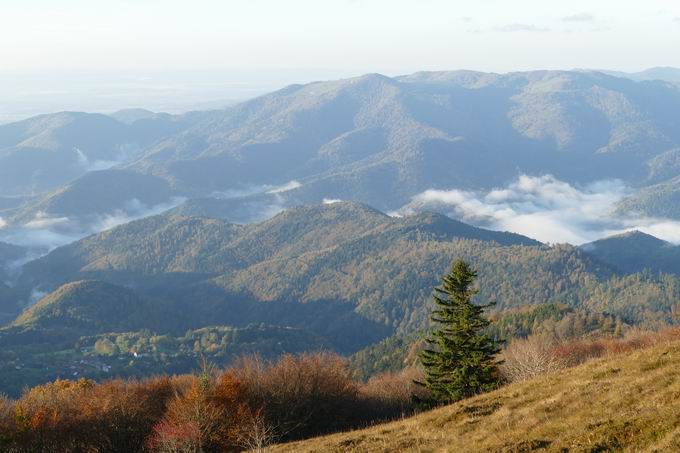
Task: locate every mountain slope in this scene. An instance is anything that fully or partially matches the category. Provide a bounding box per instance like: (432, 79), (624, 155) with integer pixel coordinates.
(0, 241), (26, 279)
(5, 70), (680, 220)
(275, 337), (680, 452)
(12, 202), (576, 351)
(12, 280), (161, 333)
(602, 67), (680, 83)
(615, 175), (680, 219)
(19, 201), (679, 345)
(125, 70), (680, 210)
(0, 111), (204, 195)
(581, 230), (680, 274)
(20, 202), (537, 287)
(7, 169), (176, 224)
(20, 202), (680, 337)
(0, 283), (22, 325)
(0, 241), (25, 265)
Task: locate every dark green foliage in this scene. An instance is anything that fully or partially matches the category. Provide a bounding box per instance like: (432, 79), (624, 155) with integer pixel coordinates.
(7, 202), (680, 395)
(582, 230), (680, 275)
(348, 332), (423, 381)
(0, 324), (328, 397)
(418, 260), (501, 403)
(349, 304), (623, 380)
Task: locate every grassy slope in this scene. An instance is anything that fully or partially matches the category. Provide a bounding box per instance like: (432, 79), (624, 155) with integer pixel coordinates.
(274, 340), (680, 452)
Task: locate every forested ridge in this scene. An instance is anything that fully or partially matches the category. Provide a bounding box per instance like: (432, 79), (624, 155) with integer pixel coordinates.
(1, 202), (680, 396)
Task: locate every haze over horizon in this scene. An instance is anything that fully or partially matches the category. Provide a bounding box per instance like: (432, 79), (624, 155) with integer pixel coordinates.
(3, 0), (680, 121)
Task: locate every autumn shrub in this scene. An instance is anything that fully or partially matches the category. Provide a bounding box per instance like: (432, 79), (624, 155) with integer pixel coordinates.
(147, 372), (227, 453)
(85, 377), (174, 452)
(0, 395), (14, 451)
(358, 367), (428, 419)
(10, 378), (96, 451)
(232, 353), (360, 440)
(0, 377), (176, 453)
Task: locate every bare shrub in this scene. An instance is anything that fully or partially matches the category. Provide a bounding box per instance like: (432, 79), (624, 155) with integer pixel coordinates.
(501, 334), (567, 382)
(235, 409), (277, 453)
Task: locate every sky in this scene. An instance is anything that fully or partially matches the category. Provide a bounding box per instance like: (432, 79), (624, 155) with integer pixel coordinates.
(2, 0), (680, 119)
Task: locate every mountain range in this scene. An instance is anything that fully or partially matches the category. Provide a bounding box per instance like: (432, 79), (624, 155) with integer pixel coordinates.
(1, 199), (680, 393)
(10, 201), (680, 340)
(4, 69), (680, 393)
(3, 69), (680, 235)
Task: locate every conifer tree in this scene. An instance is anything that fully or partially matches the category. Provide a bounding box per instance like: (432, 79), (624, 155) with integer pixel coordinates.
(418, 259), (501, 403)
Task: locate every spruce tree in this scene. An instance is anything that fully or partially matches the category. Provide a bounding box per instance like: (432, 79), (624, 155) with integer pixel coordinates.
(418, 259), (501, 404)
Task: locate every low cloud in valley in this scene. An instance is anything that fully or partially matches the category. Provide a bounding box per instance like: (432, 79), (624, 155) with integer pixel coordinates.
(402, 175), (680, 245)
(0, 197), (186, 254)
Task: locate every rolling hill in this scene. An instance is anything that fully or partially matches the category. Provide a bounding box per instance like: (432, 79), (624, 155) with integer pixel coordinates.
(15, 202), (544, 349)
(615, 175), (680, 219)
(127, 70), (680, 211)
(602, 66), (680, 83)
(13, 202), (680, 345)
(3, 201), (680, 395)
(133, 68), (680, 224)
(275, 337), (680, 452)
(12, 280), (160, 333)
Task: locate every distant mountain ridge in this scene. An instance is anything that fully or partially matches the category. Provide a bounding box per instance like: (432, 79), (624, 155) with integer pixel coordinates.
(4, 69), (680, 224)
(0, 110), (209, 196)
(597, 67), (680, 83)
(124, 70), (680, 211)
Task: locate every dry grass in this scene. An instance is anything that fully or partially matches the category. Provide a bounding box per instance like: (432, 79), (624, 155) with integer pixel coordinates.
(272, 336), (680, 452)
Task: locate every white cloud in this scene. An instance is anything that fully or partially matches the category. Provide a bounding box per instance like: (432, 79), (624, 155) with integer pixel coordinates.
(494, 23), (551, 33)
(73, 145), (139, 172)
(1, 197), (186, 253)
(91, 197), (187, 232)
(28, 289), (47, 306)
(403, 175), (680, 245)
(563, 13), (595, 22)
(0, 217), (6, 229)
(266, 180), (302, 194)
(24, 212), (70, 229)
(323, 198), (343, 204)
(213, 180), (303, 199)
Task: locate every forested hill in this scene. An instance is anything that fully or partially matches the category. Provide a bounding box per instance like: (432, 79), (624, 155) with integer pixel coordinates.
(19, 201), (538, 292)
(12, 201), (680, 340)
(582, 230), (680, 274)
(3, 201), (680, 394)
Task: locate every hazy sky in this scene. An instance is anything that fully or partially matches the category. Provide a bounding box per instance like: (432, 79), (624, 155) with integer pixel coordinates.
(2, 0), (680, 119)
(4, 0), (680, 73)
